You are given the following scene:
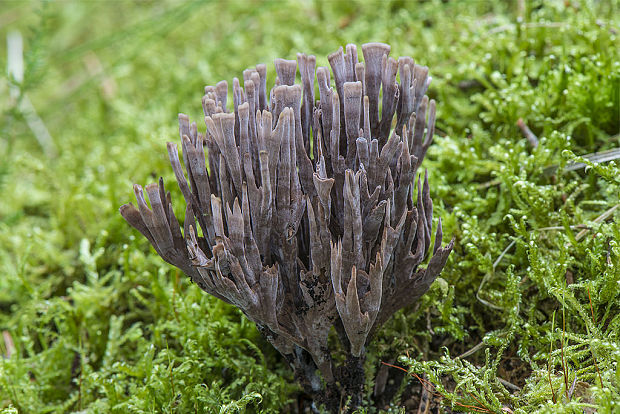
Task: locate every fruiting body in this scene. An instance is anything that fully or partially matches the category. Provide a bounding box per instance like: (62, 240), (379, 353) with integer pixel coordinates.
(121, 42), (453, 411)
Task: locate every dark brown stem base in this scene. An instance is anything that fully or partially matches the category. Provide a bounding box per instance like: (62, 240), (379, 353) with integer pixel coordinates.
(338, 354), (366, 412)
(286, 349), (366, 413)
(258, 326), (368, 413)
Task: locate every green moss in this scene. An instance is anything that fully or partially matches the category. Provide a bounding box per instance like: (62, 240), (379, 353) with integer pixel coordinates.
(0, 0), (618, 412)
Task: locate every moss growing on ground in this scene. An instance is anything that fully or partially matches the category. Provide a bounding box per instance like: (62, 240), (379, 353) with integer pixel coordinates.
(0, 1), (618, 412)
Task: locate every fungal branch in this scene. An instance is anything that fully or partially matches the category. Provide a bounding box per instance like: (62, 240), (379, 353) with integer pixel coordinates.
(120, 42), (454, 412)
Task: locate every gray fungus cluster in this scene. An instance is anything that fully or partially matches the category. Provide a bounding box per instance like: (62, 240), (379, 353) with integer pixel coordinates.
(121, 42), (453, 411)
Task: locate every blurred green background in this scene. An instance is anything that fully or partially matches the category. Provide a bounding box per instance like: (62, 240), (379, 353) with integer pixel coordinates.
(0, 1), (618, 413)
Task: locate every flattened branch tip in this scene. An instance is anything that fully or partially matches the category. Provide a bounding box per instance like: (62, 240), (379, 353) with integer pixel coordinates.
(120, 42), (453, 412)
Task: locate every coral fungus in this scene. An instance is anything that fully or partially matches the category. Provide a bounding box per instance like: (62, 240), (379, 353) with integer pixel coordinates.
(121, 42), (453, 411)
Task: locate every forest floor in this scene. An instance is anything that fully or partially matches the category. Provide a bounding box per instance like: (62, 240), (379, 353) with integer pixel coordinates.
(0, 1), (618, 413)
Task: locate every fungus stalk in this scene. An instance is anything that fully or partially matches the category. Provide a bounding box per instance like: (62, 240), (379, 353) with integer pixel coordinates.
(121, 42), (453, 412)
